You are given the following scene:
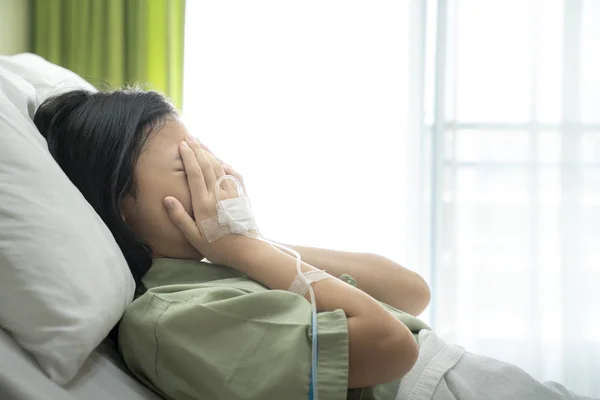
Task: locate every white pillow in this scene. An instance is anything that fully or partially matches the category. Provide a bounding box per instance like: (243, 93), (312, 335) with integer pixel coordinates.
(0, 55), (135, 385)
(0, 53), (96, 102)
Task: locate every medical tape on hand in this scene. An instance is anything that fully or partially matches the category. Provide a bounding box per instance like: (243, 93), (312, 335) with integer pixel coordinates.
(288, 270), (333, 296)
(200, 175), (258, 242)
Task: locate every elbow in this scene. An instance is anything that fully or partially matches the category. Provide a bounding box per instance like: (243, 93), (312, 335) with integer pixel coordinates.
(370, 254), (431, 316)
(357, 323), (418, 387)
(348, 315), (420, 388)
(391, 270), (431, 317)
(410, 274), (431, 316)
(381, 323), (419, 381)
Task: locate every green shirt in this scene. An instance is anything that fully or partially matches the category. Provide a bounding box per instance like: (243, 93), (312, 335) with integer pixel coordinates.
(119, 258), (430, 400)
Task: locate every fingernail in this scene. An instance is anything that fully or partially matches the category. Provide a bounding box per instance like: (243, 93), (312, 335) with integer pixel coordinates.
(181, 141), (189, 148)
(164, 197), (174, 209)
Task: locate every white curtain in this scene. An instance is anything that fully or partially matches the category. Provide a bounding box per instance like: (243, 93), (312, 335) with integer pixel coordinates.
(183, 0), (600, 397)
(421, 0), (600, 396)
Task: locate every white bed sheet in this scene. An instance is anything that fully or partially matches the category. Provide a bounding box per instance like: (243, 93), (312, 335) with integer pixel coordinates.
(0, 328), (163, 400)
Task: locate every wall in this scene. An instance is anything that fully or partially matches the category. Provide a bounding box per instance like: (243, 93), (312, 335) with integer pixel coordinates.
(0, 0), (29, 55)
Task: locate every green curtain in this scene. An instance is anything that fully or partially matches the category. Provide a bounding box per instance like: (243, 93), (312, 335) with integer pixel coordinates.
(30, 0), (186, 110)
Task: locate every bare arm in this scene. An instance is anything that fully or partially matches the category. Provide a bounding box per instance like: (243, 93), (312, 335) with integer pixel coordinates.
(282, 244), (431, 316)
(225, 237), (419, 388)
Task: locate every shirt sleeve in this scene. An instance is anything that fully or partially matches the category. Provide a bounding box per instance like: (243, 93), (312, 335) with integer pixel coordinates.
(119, 286), (349, 400)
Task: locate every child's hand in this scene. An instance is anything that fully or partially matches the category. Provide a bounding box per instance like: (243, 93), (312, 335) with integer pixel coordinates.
(197, 141), (247, 194)
(164, 138), (254, 265)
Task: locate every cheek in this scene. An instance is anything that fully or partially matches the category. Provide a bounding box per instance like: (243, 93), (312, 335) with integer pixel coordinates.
(146, 178), (194, 226)
(172, 174), (194, 217)
(130, 176), (193, 236)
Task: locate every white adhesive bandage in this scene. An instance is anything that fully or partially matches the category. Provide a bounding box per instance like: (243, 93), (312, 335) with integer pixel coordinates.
(199, 175), (257, 242)
(288, 270), (332, 296)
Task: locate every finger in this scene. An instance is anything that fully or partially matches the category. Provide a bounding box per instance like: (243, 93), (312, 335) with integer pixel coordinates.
(164, 196), (204, 245)
(191, 138), (239, 193)
(222, 165), (246, 191)
(205, 152), (236, 193)
(195, 142), (237, 185)
(186, 137), (216, 189)
(180, 141), (207, 196)
(185, 134), (217, 160)
(200, 143), (228, 166)
(205, 151), (226, 178)
(180, 142), (209, 222)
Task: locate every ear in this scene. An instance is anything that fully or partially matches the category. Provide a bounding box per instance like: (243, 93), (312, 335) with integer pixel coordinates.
(120, 193), (137, 222)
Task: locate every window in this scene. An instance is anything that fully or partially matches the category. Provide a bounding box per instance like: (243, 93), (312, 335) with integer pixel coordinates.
(425, 0), (600, 394)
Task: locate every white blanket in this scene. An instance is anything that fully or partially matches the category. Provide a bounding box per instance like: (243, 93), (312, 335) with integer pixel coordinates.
(396, 330), (598, 400)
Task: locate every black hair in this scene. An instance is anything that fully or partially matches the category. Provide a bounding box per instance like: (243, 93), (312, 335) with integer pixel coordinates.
(33, 89), (177, 287)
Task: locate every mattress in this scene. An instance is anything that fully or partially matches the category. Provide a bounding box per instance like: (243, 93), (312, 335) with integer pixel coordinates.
(0, 328), (163, 400)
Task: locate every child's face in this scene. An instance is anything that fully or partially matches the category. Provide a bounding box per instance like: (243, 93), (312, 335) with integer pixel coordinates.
(121, 118), (203, 260)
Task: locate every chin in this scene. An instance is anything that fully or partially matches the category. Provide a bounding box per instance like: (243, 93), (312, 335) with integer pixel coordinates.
(154, 240), (203, 260)
(175, 247), (204, 260)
